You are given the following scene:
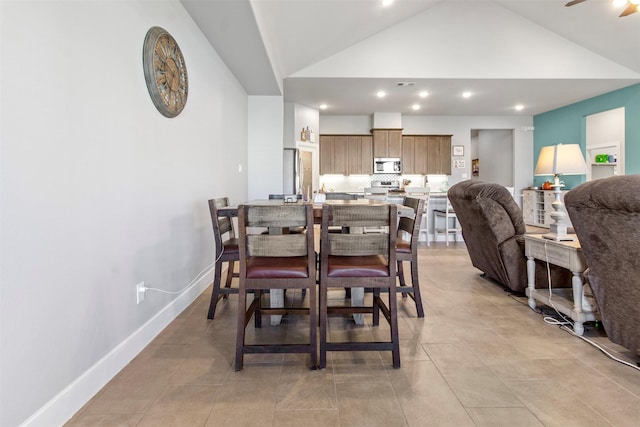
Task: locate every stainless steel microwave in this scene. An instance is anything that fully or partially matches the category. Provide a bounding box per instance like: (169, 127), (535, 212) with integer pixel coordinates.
(373, 157), (401, 174)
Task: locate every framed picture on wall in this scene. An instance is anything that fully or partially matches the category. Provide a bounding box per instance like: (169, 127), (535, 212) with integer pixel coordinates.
(453, 145), (464, 156)
(472, 159), (479, 176)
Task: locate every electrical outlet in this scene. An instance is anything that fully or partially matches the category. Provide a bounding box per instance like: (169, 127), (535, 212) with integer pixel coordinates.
(136, 282), (146, 304)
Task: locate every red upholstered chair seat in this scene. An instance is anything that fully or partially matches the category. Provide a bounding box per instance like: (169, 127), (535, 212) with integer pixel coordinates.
(395, 239), (411, 254)
(246, 256), (310, 279)
(223, 238), (239, 254)
(327, 255), (389, 277)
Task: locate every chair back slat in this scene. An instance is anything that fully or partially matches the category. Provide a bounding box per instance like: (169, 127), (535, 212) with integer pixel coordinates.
(246, 204), (308, 227)
(328, 204), (390, 227)
(247, 234), (308, 257)
(398, 196), (425, 235)
(327, 233), (389, 256)
(209, 197), (235, 252)
(218, 217), (233, 235)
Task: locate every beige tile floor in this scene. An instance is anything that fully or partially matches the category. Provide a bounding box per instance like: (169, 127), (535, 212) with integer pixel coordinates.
(67, 244), (640, 426)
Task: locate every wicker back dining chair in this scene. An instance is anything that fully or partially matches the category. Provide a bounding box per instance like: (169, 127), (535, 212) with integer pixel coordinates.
(396, 196), (426, 317)
(235, 203), (317, 371)
(319, 203), (400, 369)
(207, 198), (240, 320)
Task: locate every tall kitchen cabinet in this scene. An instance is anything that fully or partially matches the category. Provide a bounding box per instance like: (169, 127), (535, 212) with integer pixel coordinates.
(372, 129), (402, 158)
(402, 135), (452, 175)
(320, 134), (372, 175)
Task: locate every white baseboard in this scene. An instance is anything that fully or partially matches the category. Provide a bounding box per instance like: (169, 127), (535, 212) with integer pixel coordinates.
(21, 268), (214, 427)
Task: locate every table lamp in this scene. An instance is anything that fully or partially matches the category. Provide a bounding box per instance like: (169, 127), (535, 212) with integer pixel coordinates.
(534, 143), (588, 241)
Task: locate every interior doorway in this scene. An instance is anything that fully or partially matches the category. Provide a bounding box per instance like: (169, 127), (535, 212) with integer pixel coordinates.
(470, 129), (515, 193)
(301, 150), (313, 196)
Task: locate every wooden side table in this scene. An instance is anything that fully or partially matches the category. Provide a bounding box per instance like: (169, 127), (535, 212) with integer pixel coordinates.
(524, 234), (598, 336)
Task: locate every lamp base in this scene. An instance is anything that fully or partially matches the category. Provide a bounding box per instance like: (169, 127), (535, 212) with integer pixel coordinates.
(542, 232), (575, 242)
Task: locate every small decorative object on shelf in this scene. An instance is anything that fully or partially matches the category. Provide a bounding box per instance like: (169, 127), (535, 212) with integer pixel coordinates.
(301, 128), (307, 141)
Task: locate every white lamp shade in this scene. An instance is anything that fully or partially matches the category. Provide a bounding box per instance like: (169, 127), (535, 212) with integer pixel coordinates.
(535, 144), (588, 176)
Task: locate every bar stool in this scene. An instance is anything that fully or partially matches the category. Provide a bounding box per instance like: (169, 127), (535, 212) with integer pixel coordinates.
(207, 198), (240, 320)
(235, 203), (317, 371)
(319, 203), (400, 369)
(433, 200), (461, 246)
(396, 196), (426, 317)
(404, 187), (430, 246)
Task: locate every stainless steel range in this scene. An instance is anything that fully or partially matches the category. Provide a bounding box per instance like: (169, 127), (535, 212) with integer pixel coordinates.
(370, 180), (399, 190)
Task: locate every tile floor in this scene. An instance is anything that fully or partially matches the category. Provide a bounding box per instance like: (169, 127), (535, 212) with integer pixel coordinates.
(67, 243), (640, 426)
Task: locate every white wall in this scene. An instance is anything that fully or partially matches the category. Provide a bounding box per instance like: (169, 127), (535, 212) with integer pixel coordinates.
(478, 129), (514, 187)
(0, 1), (248, 425)
(248, 96), (284, 199)
(320, 115), (372, 134)
(285, 103), (319, 146)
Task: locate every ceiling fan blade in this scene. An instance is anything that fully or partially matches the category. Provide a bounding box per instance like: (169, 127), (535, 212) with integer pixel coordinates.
(565, 0), (587, 6)
(619, 3), (638, 17)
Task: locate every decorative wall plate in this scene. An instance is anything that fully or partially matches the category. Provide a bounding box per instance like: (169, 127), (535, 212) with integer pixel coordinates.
(142, 26), (188, 118)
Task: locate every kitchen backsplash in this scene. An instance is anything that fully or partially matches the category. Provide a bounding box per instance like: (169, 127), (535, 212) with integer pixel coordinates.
(318, 174), (450, 193)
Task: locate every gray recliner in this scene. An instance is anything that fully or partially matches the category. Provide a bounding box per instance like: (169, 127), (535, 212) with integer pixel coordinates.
(448, 180), (571, 293)
(565, 175), (640, 356)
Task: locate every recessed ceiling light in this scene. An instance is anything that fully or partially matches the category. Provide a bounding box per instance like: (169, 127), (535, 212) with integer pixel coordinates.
(412, 104), (420, 111)
(419, 91), (429, 98)
(515, 104), (524, 111)
(377, 91), (386, 98)
(382, 0), (394, 7)
(462, 91), (472, 98)
(319, 104), (327, 110)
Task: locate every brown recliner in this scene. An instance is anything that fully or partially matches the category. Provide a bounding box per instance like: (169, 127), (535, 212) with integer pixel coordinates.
(448, 180), (571, 293)
(565, 175), (640, 356)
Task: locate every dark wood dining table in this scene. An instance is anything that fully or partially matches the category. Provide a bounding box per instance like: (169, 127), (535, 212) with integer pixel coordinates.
(217, 198), (414, 325)
(217, 198), (415, 222)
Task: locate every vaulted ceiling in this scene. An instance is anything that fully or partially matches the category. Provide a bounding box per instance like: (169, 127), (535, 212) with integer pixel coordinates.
(181, 0), (640, 115)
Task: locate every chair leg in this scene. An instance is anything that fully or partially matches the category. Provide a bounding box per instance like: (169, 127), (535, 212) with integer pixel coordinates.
(308, 283), (318, 369)
(207, 261), (224, 319)
(410, 257), (424, 317)
(235, 286), (247, 371)
(445, 215), (449, 246)
(254, 291), (262, 328)
(397, 260), (408, 298)
(223, 260), (235, 298)
(319, 283), (328, 369)
(388, 285), (401, 368)
(372, 288), (380, 326)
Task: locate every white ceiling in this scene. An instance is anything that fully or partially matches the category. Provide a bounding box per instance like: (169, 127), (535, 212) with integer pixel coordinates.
(182, 0), (640, 116)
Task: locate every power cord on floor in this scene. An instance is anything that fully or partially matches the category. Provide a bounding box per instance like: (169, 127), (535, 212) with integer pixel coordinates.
(537, 241), (640, 370)
(559, 325), (640, 371)
(141, 249), (223, 295)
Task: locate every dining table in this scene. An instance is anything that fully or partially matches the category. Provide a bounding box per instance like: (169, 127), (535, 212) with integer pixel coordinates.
(218, 198), (414, 325)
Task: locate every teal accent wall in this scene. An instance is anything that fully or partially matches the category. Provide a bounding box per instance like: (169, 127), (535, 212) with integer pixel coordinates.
(533, 83), (640, 189)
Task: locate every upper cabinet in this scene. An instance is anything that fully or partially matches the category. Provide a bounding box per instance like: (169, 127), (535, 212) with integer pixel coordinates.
(347, 135), (373, 175)
(372, 129), (402, 158)
(402, 135), (451, 175)
(427, 135), (452, 175)
(321, 132), (451, 176)
(320, 134), (372, 175)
